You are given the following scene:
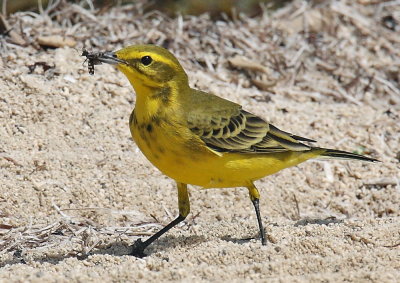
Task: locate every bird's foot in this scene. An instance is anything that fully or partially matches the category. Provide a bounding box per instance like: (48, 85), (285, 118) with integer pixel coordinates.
(130, 238), (147, 258)
(260, 231), (267, 246)
(261, 237), (267, 246)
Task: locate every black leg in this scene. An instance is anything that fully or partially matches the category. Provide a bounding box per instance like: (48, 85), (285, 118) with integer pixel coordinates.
(131, 215), (186, 257)
(251, 198), (266, 245)
(131, 182), (190, 257)
(247, 183), (267, 245)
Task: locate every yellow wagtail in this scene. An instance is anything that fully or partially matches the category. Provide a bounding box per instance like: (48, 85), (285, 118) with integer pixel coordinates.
(85, 45), (378, 257)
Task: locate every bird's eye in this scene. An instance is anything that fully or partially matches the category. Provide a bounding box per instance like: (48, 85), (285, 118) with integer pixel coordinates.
(141, 56), (152, 66)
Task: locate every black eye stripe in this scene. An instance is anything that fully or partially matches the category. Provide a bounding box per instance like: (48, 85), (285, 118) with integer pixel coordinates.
(141, 56), (152, 66)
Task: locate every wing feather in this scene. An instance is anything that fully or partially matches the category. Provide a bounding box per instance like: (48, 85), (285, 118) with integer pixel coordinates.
(185, 90), (314, 154)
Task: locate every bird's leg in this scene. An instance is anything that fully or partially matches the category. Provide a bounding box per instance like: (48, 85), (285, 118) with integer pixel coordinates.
(247, 183), (267, 245)
(131, 182), (190, 257)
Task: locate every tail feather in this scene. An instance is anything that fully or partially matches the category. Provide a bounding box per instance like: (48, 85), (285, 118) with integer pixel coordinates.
(317, 148), (379, 162)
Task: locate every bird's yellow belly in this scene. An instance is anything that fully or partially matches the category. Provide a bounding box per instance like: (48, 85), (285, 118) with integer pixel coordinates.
(130, 117), (315, 188)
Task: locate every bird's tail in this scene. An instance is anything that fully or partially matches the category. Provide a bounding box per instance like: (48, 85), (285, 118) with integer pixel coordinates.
(316, 148), (379, 162)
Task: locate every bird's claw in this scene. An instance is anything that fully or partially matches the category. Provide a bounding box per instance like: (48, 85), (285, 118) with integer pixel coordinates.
(130, 238), (147, 258)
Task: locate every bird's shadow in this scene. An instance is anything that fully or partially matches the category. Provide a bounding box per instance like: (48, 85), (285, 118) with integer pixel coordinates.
(221, 235), (259, 244)
(1, 218), (344, 267)
(294, 217), (344, 226)
(222, 217), (344, 244)
(0, 234), (207, 267)
(91, 234), (207, 258)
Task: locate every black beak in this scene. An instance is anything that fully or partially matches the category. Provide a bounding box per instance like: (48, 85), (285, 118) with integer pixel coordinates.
(82, 50), (128, 75)
(82, 50), (127, 66)
(96, 51), (127, 65)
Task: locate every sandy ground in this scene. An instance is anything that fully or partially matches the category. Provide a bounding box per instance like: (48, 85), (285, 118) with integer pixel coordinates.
(1, 0), (399, 282)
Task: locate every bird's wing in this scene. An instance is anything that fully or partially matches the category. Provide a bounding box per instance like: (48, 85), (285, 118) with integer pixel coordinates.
(186, 91), (315, 154)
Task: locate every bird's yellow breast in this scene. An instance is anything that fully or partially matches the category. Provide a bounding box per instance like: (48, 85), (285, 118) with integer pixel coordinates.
(129, 109), (316, 188)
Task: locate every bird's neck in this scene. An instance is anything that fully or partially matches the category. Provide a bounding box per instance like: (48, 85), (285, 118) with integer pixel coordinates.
(132, 80), (188, 123)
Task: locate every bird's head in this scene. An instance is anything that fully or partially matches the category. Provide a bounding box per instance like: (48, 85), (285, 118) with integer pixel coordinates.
(98, 45), (188, 89)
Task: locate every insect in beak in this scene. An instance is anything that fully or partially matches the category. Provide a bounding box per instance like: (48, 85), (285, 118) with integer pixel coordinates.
(82, 49), (127, 75)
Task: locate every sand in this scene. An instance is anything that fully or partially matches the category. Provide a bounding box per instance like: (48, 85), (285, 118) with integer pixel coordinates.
(0, 0), (399, 281)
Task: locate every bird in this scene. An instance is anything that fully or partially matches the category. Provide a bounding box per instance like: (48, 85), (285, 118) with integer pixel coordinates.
(86, 44), (378, 257)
